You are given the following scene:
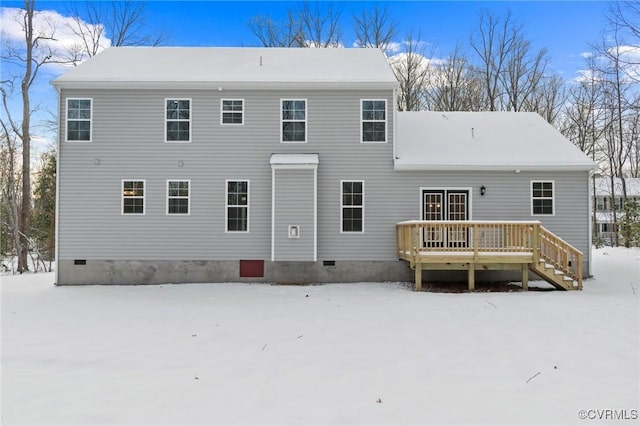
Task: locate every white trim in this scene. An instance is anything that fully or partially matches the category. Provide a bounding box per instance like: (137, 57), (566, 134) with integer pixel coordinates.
(54, 87), (61, 284)
(530, 180), (555, 216)
(166, 179), (191, 216)
(164, 98), (192, 143)
(418, 187), (473, 220)
(220, 98), (245, 125)
(360, 99), (387, 143)
(395, 163), (596, 172)
(313, 166), (318, 261)
(53, 81), (400, 91)
(280, 98), (307, 143)
(65, 98), (93, 142)
(340, 180), (365, 233)
(271, 168), (276, 261)
(588, 172), (593, 276)
(121, 179), (146, 215)
(270, 164), (318, 170)
(225, 179), (250, 233)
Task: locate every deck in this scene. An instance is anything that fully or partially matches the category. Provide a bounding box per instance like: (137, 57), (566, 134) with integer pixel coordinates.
(396, 221), (583, 291)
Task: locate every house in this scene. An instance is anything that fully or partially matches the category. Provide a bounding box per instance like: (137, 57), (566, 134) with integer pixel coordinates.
(593, 177), (640, 245)
(52, 47), (595, 290)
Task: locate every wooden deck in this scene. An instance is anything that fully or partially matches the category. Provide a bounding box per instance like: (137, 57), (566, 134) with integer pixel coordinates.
(396, 221), (583, 291)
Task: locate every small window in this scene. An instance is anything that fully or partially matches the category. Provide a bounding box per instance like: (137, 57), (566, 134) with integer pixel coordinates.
(165, 99), (191, 142)
(122, 180), (145, 215)
(531, 181), (554, 215)
(341, 180), (364, 232)
(167, 180), (190, 215)
(221, 99), (244, 125)
(66, 98), (92, 141)
(226, 180), (249, 232)
(281, 99), (306, 143)
(361, 100), (386, 143)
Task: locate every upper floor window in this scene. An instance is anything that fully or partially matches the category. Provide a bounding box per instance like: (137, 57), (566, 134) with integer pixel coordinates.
(122, 180), (145, 215)
(167, 180), (190, 215)
(341, 180), (364, 232)
(531, 181), (554, 215)
(165, 99), (191, 142)
(226, 180), (249, 232)
(361, 100), (386, 143)
(66, 98), (92, 142)
(281, 99), (306, 143)
(221, 99), (244, 125)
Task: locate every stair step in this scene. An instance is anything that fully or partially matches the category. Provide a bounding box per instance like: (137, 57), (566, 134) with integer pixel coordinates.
(563, 276), (574, 281)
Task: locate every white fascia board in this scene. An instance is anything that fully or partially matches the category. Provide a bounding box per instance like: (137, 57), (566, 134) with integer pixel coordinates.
(51, 80), (400, 91)
(393, 163), (597, 172)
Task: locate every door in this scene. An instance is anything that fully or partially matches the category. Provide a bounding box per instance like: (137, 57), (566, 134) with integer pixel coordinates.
(422, 190), (469, 248)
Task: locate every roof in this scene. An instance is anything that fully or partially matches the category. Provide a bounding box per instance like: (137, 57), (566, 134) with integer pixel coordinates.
(395, 111), (596, 171)
(52, 47), (398, 90)
(594, 177), (640, 196)
(270, 153), (319, 166)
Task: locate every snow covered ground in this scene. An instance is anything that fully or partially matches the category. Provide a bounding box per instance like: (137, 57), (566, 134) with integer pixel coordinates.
(1, 248), (638, 425)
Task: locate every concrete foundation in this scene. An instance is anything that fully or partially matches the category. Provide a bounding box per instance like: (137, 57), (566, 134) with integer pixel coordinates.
(56, 259), (542, 286)
(56, 259), (414, 285)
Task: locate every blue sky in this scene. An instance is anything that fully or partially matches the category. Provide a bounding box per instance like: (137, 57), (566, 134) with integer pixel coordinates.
(5, 1), (609, 77)
(1, 1), (611, 149)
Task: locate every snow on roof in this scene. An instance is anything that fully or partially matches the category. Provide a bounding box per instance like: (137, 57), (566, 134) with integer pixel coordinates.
(594, 177), (640, 196)
(52, 47), (398, 89)
(395, 111), (596, 171)
(270, 153), (319, 166)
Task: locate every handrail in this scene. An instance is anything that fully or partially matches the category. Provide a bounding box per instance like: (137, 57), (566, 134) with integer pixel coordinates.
(396, 220), (583, 289)
(538, 226), (583, 287)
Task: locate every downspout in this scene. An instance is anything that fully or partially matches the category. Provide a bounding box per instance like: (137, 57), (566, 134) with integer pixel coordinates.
(588, 170), (593, 277)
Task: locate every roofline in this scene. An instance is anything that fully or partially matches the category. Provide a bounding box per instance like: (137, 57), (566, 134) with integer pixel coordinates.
(393, 163), (597, 172)
(50, 80), (400, 91)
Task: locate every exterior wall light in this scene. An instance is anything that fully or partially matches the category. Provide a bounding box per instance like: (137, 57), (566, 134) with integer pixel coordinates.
(480, 185), (486, 196)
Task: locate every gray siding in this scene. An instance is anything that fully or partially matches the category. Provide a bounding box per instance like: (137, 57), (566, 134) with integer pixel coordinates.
(58, 86), (591, 280)
(273, 169), (315, 261)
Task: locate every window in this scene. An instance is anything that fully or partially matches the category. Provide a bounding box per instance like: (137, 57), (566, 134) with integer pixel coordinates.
(226, 180), (249, 232)
(167, 180), (190, 215)
(341, 181), (364, 232)
(221, 99), (244, 125)
(281, 99), (306, 142)
(66, 98), (92, 141)
(531, 181), (554, 215)
(122, 180), (145, 215)
(165, 99), (191, 142)
(361, 100), (386, 142)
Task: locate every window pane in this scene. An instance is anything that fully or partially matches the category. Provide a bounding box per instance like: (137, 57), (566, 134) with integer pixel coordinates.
(168, 198), (189, 214)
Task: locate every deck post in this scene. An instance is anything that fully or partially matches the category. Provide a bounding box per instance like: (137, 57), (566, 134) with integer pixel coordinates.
(415, 263), (422, 291)
(468, 263), (475, 291)
(522, 263), (529, 291)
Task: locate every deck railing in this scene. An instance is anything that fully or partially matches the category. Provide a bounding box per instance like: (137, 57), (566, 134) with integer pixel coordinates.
(396, 220), (583, 285)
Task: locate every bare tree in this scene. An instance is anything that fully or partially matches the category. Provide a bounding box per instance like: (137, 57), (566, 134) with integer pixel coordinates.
(424, 45), (486, 111)
(470, 10), (517, 110)
(247, 12), (305, 47)
(352, 3), (398, 55)
(607, 1), (640, 82)
(248, 2), (342, 48)
(65, 0), (166, 64)
(1, 0), (66, 272)
(525, 74), (566, 125)
(0, 123), (23, 271)
(390, 32), (432, 111)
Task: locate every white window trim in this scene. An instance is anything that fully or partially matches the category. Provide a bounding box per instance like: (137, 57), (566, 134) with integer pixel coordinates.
(220, 98), (245, 126)
(360, 99), (387, 144)
(164, 98), (192, 143)
(531, 180), (555, 216)
(280, 98), (307, 143)
(340, 180), (365, 234)
(225, 179), (250, 233)
(166, 179), (191, 216)
(65, 98), (93, 142)
(121, 179), (145, 216)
